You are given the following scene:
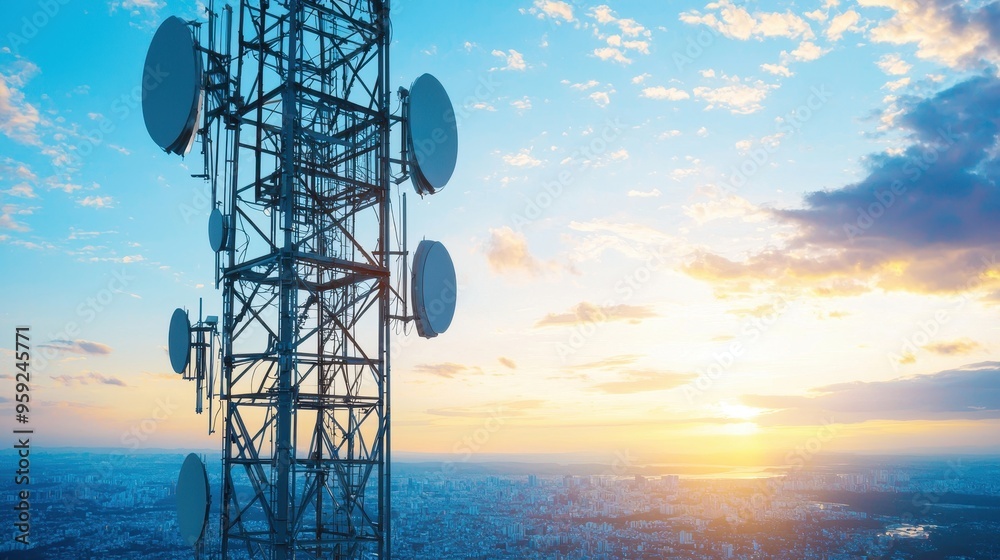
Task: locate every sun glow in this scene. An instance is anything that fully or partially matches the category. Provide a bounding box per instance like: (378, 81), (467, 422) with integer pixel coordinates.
(718, 402), (765, 420)
(721, 422), (760, 436)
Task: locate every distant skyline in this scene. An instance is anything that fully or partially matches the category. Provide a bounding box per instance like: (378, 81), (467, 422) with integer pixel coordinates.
(2, 0), (1000, 464)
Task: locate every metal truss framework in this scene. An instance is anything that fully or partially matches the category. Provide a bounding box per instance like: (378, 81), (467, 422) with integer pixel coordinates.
(201, 1), (394, 558)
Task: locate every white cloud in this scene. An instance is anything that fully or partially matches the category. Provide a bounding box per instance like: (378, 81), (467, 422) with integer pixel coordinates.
(617, 19), (648, 38)
(856, 0), (1000, 68)
(804, 9), (827, 22)
(113, 0), (162, 9)
(45, 177), (83, 193)
(883, 77), (911, 91)
(590, 4), (651, 37)
(640, 86), (690, 101)
(683, 185), (766, 224)
(567, 83), (615, 106)
(4, 183), (36, 198)
(735, 133), (785, 155)
(628, 188), (661, 198)
(756, 11), (814, 39)
(67, 228), (117, 240)
(107, 0), (164, 21)
(0, 66), (41, 145)
(680, 2), (755, 40)
(567, 218), (684, 262)
(484, 227), (541, 275)
(632, 73), (651, 84)
(4, 61), (40, 90)
(671, 166), (700, 181)
(0, 158), (36, 187)
(589, 89), (614, 107)
(591, 5), (615, 24)
(876, 53), (912, 75)
(680, 1), (814, 41)
(826, 10), (861, 41)
(569, 80), (600, 91)
(9, 239), (53, 251)
(618, 38), (649, 54)
(0, 204), (32, 232)
(693, 77), (777, 115)
(761, 132), (785, 150)
(588, 5), (652, 64)
(532, 0), (574, 22)
(502, 149), (542, 168)
(78, 196), (115, 209)
(761, 63), (793, 77)
(491, 49), (527, 71)
(511, 97), (532, 111)
(593, 47), (631, 64)
(789, 40), (828, 61)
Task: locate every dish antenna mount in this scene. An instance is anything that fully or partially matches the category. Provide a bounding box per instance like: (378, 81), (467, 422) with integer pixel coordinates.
(142, 1), (461, 558)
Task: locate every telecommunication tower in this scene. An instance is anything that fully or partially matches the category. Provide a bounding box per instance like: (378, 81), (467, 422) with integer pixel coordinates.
(143, 1), (460, 558)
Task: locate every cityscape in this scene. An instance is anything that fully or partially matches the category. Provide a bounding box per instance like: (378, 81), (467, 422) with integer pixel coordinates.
(2, 450), (998, 559)
(5, 0), (1000, 558)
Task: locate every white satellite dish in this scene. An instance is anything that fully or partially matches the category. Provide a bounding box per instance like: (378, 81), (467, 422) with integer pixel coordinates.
(169, 308), (192, 374)
(142, 16), (203, 155)
(208, 208), (228, 252)
(176, 453), (210, 547)
(407, 74), (458, 195)
(411, 240), (457, 338)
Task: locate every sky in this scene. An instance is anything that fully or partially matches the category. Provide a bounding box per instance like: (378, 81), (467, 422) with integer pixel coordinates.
(2, 0), (1000, 467)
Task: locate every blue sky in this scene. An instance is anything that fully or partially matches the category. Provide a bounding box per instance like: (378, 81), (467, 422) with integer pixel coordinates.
(2, 0), (1000, 462)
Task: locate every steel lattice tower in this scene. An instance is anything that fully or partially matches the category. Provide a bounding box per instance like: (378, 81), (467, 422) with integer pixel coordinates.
(149, 0), (456, 555)
(216, 1), (392, 557)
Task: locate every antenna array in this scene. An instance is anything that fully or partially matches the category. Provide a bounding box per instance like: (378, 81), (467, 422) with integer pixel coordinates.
(145, 2), (460, 558)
